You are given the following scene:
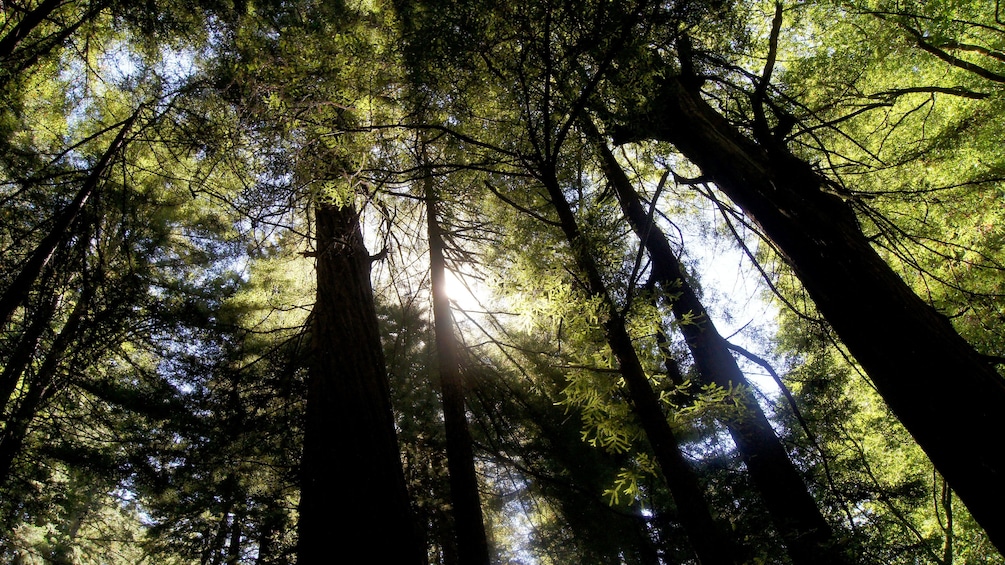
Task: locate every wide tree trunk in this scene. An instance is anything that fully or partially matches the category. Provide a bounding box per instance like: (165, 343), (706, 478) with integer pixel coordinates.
(539, 168), (741, 565)
(426, 181), (491, 564)
(588, 125), (846, 565)
(297, 202), (423, 564)
(613, 76), (1005, 553)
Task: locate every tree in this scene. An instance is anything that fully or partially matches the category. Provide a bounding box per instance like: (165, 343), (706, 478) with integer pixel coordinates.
(584, 116), (847, 565)
(0, 107), (139, 328)
(5, 0), (1005, 560)
(298, 201), (423, 563)
(610, 50), (1005, 553)
(423, 144), (492, 565)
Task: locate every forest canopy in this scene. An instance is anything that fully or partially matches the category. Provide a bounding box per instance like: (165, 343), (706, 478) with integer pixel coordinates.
(3, 0), (1005, 563)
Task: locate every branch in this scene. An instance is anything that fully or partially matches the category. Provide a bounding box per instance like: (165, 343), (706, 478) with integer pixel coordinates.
(727, 341), (860, 532)
(699, 184), (822, 324)
(752, 1), (784, 143)
(482, 180), (561, 227)
(902, 25), (1005, 83)
(868, 86), (991, 100)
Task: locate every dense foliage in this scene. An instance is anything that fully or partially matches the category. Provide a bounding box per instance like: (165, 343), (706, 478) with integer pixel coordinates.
(3, 0), (1005, 563)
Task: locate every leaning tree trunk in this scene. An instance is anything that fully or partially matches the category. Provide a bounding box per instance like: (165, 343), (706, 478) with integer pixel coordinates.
(0, 109), (138, 327)
(0, 277), (59, 410)
(0, 0), (108, 88)
(0, 0), (64, 62)
(297, 202), (423, 564)
(425, 178), (491, 564)
(588, 124), (847, 565)
(538, 166), (742, 565)
(613, 75), (1005, 553)
(0, 282), (91, 486)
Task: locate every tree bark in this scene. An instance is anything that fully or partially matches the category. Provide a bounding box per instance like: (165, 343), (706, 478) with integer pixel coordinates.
(613, 75), (1005, 553)
(425, 174), (491, 564)
(539, 167), (741, 565)
(0, 1), (110, 89)
(588, 123), (847, 565)
(296, 202), (424, 564)
(226, 512), (243, 565)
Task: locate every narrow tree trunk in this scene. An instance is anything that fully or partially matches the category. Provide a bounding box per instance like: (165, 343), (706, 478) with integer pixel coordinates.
(253, 505), (284, 565)
(942, 477), (954, 565)
(613, 75), (1005, 553)
(0, 0), (64, 62)
(297, 202), (424, 564)
(1, 286), (58, 411)
(425, 169), (491, 564)
(0, 283), (90, 485)
(226, 513), (243, 565)
(588, 125), (846, 565)
(0, 12), (93, 87)
(206, 506), (233, 565)
(539, 168), (741, 565)
(0, 110), (138, 327)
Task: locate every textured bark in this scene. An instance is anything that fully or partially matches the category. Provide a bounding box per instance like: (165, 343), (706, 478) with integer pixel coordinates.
(297, 203), (423, 564)
(540, 169), (741, 565)
(614, 76), (1005, 553)
(426, 184), (491, 564)
(589, 126), (846, 565)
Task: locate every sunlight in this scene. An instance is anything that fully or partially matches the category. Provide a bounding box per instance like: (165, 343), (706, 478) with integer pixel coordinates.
(444, 269), (485, 313)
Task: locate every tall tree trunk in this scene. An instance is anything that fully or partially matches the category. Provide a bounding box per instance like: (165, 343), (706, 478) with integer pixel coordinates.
(297, 202), (424, 564)
(226, 512), (243, 565)
(1, 282), (59, 411)
(613, 75), (1005, 553)
(0, 283), (90, 486)
(505, 371), (664, 564)
(253, 500), (287, 565)
(0, 0), (106, 86)
(0, 110), (138, 327)
(425, 169), (491, 564)
(0, 11), (93, 87)
(587, 124), (846, 565)
(0, 0), (64, 62)
(538, 168), (741, 565)
(206, 505), (234, 565)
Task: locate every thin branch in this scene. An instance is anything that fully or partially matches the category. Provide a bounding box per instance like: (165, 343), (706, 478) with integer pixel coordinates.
(901, 24), (1005, 83)
(868, 86), (991, 100)
(482, 180), (561, 227)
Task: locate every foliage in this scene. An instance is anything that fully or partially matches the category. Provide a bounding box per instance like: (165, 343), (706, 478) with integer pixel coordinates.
(3, 0), (1005, 562)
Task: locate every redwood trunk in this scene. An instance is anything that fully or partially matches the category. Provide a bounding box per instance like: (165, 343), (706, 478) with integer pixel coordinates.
(540, 170), (741, 565)
(615, 76), (1005, 552)
(426, 186), (491, 564)
(590, 129), (844, 565)
(297, 202), (423, 564)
